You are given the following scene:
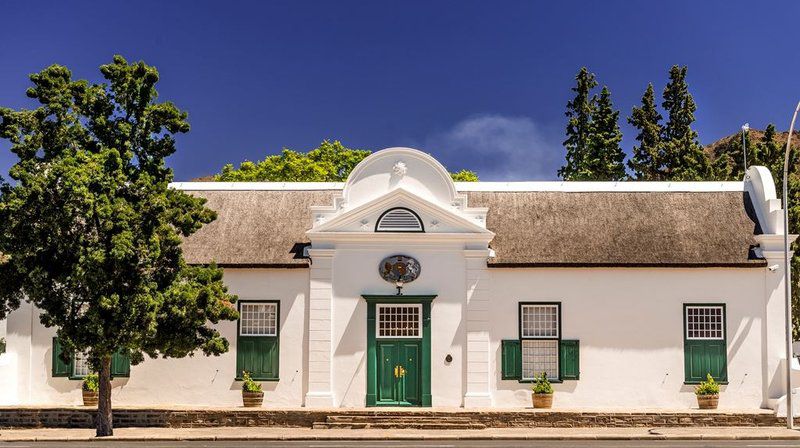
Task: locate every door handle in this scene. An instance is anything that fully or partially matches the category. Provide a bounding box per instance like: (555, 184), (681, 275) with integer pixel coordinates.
(399, 366), (406, 377)
(394, 365), (399, 378)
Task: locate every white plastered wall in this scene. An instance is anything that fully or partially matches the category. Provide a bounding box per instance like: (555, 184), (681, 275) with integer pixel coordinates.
(6, 269), (308, 406)
(330, 243), (468, 407)
(489, 267), (769, 409)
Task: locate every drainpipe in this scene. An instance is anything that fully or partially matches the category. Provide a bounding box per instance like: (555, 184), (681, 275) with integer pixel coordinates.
(782, 101), (799, 429)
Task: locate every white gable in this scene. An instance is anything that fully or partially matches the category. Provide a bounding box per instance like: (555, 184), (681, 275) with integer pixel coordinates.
(309, 147), (489, 235)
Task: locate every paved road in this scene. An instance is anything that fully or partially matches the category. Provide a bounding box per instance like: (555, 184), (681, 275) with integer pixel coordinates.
(2, 441), (800, 448)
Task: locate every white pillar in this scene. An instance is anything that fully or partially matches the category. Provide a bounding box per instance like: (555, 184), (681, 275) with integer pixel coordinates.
(305, 249), (335, 407)
(463, 249), (492, 407)
(756, 235), (796, 411)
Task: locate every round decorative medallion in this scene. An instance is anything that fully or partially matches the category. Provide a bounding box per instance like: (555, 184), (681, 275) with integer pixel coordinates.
(379, 255), (421, 292)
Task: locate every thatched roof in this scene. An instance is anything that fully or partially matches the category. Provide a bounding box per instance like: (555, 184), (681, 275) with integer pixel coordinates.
(467, 191), (763, 267)
(180, 189), (765, 268)
(180, 190), (337, 267)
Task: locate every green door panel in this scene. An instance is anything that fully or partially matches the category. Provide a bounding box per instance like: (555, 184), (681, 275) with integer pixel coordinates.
(377, 342), (398, 404)
(401, 342), (421, 405)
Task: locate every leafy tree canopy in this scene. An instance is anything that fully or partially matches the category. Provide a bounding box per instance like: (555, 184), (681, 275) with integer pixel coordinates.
(214, 140), (479, 182)
(0, 56), (237, 436)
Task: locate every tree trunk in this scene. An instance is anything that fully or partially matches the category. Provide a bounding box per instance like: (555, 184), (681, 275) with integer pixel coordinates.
(96, 355), (113, 437)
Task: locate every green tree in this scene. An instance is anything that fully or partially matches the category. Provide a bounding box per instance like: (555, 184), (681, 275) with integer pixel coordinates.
(0, 57), (238, 436)
(215, 141), (479, 182)
(216, 140), (371, 182)
(585, 86), (626, 180)
(628, 83), (664, 180)
(660, 65), (713, 180)
(559, 67), (598, 180)
(450, 169), (480, 182)
(710, 125), (800, 336)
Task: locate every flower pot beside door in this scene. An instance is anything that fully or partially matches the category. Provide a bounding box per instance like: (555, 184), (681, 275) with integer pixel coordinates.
(82, 373), (99, 407)
(241, 371), (264, 407)
(531, 372), (554, 409)
(694, 374), (720, 410)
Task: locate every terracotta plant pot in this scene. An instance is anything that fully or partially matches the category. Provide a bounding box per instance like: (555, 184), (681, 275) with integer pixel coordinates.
(82, 390), (98, 407)
(532, 393), (553, 409)
(242, 391), (264, 407)
(697, 394), (719, 410)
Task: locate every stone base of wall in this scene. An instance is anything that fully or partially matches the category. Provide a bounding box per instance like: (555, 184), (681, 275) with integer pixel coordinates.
(0, 407), (785, 429)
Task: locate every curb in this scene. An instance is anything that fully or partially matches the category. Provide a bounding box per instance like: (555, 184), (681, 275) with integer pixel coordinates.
(3, 434), (800, 442)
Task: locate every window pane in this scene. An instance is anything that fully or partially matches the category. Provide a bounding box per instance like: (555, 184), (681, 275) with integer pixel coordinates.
(377, 304), (421, 338)
(73, 352), (90, 377)
(240, 303), (278, 336)
(521, 304), (559, 338)
(522, 340), (559, 380)
(685, 306), (724, 340)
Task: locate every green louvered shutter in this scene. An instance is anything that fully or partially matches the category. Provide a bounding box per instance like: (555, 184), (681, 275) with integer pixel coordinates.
(559, 340), (580, 380)
(501, 339), (521, 380)
(111, 350), (131, 377)
(52, 337), (73, 377)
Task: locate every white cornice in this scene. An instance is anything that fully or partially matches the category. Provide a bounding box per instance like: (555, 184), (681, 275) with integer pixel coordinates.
(170, 182), (345, 191)
(454, 181), (744, 192)
(170, 180), (744, 193)
(306, 231), (494, 244)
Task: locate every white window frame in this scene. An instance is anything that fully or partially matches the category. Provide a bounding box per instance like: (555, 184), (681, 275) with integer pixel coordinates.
(73, 351), (91, 378)
(521, 304), (560, 339)
(376, 303), (423, 339)
(239, 302), (278, 337)
(520, 303), (561, 381)
(685, 305), (725, 341)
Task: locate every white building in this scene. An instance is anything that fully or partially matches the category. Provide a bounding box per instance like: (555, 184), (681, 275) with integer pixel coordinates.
(0, 147), (796, 411)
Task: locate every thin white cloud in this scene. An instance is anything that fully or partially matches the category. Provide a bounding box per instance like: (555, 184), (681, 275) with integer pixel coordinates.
(423, 115), (562, 181)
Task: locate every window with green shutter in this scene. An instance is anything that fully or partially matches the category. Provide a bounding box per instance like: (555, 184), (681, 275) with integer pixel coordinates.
(236, 301), (279, 380)
(683, 304), (727, 383)
(53, 337), (131, 379)
(501, 303), (580, 382)
(501, 339), (521, 380)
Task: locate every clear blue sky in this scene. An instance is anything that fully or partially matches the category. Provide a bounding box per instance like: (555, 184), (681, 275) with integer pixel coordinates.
(1, 1), (798, 181)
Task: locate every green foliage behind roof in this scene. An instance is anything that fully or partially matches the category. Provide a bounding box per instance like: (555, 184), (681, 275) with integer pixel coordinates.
(214, 140), (478, 182)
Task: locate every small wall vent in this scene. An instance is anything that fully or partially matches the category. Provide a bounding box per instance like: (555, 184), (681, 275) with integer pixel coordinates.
(375, 207), (424, 232)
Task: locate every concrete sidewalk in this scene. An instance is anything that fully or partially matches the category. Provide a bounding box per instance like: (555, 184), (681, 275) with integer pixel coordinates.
(1, 426), (799, 442)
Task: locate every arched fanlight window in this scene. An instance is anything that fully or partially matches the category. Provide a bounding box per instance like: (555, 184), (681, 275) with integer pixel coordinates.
(375, 207), (424, 232)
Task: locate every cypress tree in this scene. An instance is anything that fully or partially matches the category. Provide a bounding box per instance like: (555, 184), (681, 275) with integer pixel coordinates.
(586, 86), (626, 180)
(559, 67), (597, 180)
(660, 65), (712, 180)
(628, 84), (664, 180)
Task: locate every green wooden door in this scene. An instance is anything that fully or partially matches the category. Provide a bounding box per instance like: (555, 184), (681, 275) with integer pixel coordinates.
(376, 340), (421, 406)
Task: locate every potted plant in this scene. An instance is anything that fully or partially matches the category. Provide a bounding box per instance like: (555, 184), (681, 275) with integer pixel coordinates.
(82, 373), (99, 407)
(694, 373), (720, 410)
(531, 372), (554, 409)
(241, 371), (263, 407)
